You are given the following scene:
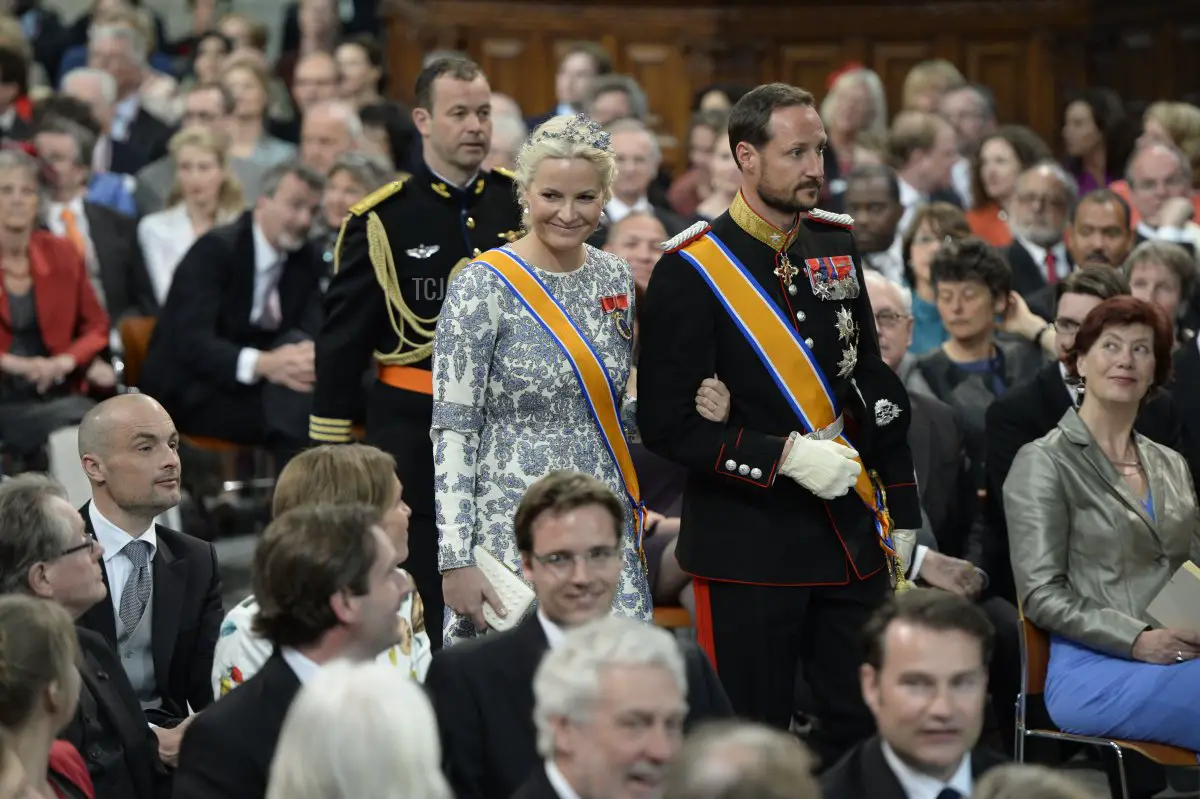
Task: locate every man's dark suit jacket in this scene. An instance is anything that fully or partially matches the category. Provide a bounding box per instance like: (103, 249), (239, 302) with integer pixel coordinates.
(84, 201), (158, 320)
(140, 211), (323, 416)
(984, 360), (1187, 603)
(512, 766), (560, 799)
(111, 108), (171, 176)
(1003, 240), (1074, 300)
(908, 390), (983, 565)
(425, 613), (732, 799)
(62, 628), (166, 799)
(172, 651), (300, 799)
(77, 502), (223, 721)
(819, 735), (1006, 799)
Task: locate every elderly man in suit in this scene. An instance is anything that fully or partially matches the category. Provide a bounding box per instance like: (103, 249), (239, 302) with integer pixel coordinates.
(820, 589), (1006, 799)
(0, 474), (167, 799)
(426, 471), (732, 799)
(140, 160), (325, 465)
(75, 394), (223, 766)
(588, 118), (688, 247)
(173, 503), (410, 799)
(1004, 162), (1077, 299)
(513, 617), (688, 799)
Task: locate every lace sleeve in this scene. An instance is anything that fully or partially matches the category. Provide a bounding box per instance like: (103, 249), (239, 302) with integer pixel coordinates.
(431, 263), (503, 571)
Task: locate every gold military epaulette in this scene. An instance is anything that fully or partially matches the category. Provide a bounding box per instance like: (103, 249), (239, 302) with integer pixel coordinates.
(491, 166), (516, 180)
(349, 176), (409, 217)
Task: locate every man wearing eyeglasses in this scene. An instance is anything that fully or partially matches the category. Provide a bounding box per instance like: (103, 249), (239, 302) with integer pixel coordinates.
(425, 471), (731, 799)
(0, 473), (168, 799)
(1127, 142), (1199, 255)
(1003, 161), (1076, 298)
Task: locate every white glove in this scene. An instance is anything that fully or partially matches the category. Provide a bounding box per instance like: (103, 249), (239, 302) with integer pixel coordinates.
(779, 433), (862, 499)
(892, 528), (917, 572)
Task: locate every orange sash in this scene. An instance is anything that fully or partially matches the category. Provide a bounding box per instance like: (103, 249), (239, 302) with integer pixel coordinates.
(473, 249), (646, 548)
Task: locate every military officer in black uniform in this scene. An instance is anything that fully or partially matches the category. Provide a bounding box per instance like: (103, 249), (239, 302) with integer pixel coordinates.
(310, 58), (522, 649)
(637, 83), (922, 766)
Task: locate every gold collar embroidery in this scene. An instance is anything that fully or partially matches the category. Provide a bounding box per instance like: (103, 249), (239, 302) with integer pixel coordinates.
(729, 190), (800, 253)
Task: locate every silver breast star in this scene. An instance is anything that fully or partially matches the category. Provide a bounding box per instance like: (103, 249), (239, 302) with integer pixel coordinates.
(835, 306), (857, 342)
(837, 347), (857, 379)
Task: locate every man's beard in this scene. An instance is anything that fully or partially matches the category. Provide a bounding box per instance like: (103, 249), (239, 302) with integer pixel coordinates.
(757, 179), (820, 215)
(1010, 220), (1061, 249)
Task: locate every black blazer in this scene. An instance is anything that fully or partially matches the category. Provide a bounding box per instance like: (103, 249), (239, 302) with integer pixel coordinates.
(984, 360), (1187, 602)
(110, 109), (171, 176)
(62, 628), (165, 799)
(511, 766), (560, 799)
(1004, 240), (1050, 298)
(819, 735), (1006, 799)
(172, 652), (300, 799)
(77, 502), (223, 721)
(84, 201), (158, 320)
(908, 391), (981, 564)
(140, 211), (323, 411)
(425, 614), (731, 799)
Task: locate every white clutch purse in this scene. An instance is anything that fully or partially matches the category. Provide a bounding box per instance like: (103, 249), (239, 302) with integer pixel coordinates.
(472, 546), (536, 631)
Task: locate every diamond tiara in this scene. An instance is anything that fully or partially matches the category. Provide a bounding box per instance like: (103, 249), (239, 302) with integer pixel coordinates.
(534, 113), (612, 152)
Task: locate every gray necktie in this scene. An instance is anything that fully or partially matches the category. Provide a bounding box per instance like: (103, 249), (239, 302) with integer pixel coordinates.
(118, 540), (153, 638)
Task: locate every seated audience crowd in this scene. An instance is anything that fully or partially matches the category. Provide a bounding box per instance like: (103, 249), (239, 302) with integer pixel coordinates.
(0, 17), (1195, 799)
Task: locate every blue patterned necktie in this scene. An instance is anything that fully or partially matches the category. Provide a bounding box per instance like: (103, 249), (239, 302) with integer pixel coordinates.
(118, 540), (152, 638)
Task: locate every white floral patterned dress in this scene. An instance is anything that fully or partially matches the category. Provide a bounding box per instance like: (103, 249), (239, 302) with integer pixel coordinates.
(431, 244), (651, 646)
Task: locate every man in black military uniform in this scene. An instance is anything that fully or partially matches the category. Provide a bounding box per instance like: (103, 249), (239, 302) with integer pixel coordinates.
(310, 57), (522, 649)
(637, 83), (923, 766)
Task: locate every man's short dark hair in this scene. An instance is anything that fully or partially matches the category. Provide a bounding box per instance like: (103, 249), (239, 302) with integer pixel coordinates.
(1055, 263), (1130, 305)
(414, 57), (483, 112)
(34, 115), (97, 168)
(728, 83), (815, 157)
(563, 42), (612, 76)
(845, 163), (901, 204)
(251, 503), (383, 648)
(862, 588), (995, 671)
(1068, 187), (1131, 229)
(32, 95), (103, 140)
(514, 471), (623, 554)
(259, 159), (324, 198)
(0, 46), (29, 95)
(189, 81), (236, 115)
(930, 236), (1012, 298)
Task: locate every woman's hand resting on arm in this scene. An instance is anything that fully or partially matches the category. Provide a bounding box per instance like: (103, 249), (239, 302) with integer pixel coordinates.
(1131, 628), (1200, 664)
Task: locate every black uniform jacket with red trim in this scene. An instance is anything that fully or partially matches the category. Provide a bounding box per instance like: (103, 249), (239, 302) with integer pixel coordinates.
(636, 209), (921, 586)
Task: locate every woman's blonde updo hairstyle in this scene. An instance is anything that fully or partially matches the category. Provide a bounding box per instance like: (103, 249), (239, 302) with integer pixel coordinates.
(514, 113), (617, 212)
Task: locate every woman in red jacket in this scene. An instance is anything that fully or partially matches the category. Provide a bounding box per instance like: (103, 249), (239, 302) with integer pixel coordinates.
(0, 148), (109, 466)
(0, 595), (96, 799)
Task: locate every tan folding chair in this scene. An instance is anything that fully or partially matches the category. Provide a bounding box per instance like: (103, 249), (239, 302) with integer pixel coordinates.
(1016, 615), (1197, 798)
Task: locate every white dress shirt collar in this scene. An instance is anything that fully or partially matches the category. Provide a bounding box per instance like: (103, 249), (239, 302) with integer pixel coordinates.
(1015, 235), (1068, 281)
(536, 608), (567, 650)
(865, 233), (906, 286)
(545, 761), (584, 799)
(898, 176), (924, 208)
(46, 194), (87, 226)
(280, 647), (322, 685)
(881, 740), (973, 799)
(90, 502), (157, 565)
(0, 107), (15, 133)
(110, 94), (140, 142)
(252, 221), (283, 275)
(606, 195), (653, 225)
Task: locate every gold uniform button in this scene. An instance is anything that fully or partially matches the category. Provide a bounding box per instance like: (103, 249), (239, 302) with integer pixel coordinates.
(473, 248), (482, 256)
(466, 217), (476, 229)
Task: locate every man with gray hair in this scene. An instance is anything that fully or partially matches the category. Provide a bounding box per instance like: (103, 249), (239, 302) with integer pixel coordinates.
(300, 99), (363, 175)
(140, 160), (326, 465)
(593, 118), (687, 246)
(1003, 161), (1078, 298)
(61, 67), (121, 175)
(662, 721), (820, 799)
(87, 23), (171, 174)
(0, 473), (167, 799)
(586, 74), (648, 126)
(515, 616), (687, 799)
(484, 111), (527, 173)
(1125, 141), (1200, 254)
